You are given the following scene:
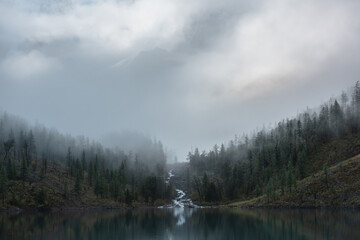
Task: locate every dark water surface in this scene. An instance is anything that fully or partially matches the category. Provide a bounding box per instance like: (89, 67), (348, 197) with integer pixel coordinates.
(0, 208), (359, 239)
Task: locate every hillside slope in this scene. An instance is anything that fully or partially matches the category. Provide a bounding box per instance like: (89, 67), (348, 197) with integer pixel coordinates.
(229, 154), (360, 207)
(0, 162), (127, 210)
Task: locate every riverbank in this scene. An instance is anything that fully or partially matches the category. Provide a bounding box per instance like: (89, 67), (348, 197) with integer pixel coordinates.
(0, 202), (174, 213)
(2, 201), (360, 213)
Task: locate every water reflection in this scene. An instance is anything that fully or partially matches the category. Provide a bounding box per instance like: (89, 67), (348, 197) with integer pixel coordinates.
(172, 207), (195, 226)
(0, 208), (359, 240)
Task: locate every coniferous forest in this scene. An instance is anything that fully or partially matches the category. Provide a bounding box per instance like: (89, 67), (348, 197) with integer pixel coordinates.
(1, 1), (360, 239)
(1, 83), (360, 209)
(185, 82), (360, 206)
(0, 115), (172, 209)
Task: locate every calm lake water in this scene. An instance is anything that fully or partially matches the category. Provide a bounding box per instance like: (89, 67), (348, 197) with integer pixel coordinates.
(0, 208), (359, 240)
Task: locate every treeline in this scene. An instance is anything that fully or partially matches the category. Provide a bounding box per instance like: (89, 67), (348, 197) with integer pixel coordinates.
(0, 114), (173, 207)
(64, 148), (172, 205)
(187, 82), (360, 203)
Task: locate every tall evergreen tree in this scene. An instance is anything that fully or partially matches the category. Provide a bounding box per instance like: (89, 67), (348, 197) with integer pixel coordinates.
(0, 163), (7, 204)
(74, 172), (81, 194)
(21, 158), (27, 181)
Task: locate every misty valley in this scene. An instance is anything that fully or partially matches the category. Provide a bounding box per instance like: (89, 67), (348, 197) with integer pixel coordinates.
(0, 83), (360, 239)
(1, 0), (360, 239)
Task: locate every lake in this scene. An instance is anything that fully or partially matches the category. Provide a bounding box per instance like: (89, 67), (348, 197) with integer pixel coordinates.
(0, 208), (359, 239)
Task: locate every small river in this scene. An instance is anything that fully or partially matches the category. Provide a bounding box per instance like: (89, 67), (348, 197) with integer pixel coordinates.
(162, 169), (196, 208)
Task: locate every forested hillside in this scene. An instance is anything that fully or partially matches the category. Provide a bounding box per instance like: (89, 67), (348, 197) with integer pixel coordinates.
(186, 82), (360, 206)
(0, 115), (173, 209)
(2, 81), (360, 209)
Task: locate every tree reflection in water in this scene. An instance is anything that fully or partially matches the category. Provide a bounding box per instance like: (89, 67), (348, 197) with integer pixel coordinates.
(0, 208), (359, 240)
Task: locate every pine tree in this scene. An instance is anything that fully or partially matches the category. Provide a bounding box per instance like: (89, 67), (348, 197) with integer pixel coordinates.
(0, 163), (7, 204)
(323, 165), (329, 187)
(94, 155), (99, 178)
(279, 168), (285, 195)
(287, 163), (293, 193)
(7, 159), (13, 180)
(42, 153), (48, 175)
(330, 100), (344, 136)
(94, 175), (101, 198)
(318, 105), (330, 141)
(341, 91), (348, 110)
(28, 130), (36, 165)
(37, 189), (46, 207)
(296, 149), (306, 179)
(74, 172), (81, 194)
(265, 178), (275, 202)
(3, 139), (15, 163)
(186, 167), (190, 191)
(81, 150), (86, 173)
(66, 147), (72, 170)
(40, 154), (47, 179)
(255, 184), (261, 197)
(125, 188), (132, 205)
(63, 181), (69, 198)
(88, 161), (94, 186)
(21, 158), (27, 181)
(0, 121), (3, 154)
(11, 158), (16, 179)
(202, 173), (209, 201)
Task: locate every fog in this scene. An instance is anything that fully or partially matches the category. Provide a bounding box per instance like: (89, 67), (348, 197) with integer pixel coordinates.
(0, 0), (359, 161)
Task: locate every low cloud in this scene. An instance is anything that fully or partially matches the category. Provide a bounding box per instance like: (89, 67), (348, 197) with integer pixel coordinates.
(185, 0), (360, 100)
(0, 0), (195, 56)
(1, 50), (59, 79)
(0, 0), (359, 160)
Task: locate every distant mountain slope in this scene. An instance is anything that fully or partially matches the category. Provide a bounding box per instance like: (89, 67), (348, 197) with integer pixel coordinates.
(0, 160), (171, 210)
(230, 152), (360, 207)
(0, 162), (122, 210)
(185, 82), (360, 206)
(0, 112), (172, 210)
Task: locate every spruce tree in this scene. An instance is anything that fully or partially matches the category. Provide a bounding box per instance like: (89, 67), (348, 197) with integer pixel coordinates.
(63, 181), (69, 198)
(94, 175), (101, 198)
(21, 158), (27, 181)
(81, 150), (86, 173)
(74, 172), (81, 194)
(280, 176), (285, 196)
(287, 163), (293, 193)
(125, 188), (132, 205)
(0, 163), (7, 204)
(7, 158), (14, 180)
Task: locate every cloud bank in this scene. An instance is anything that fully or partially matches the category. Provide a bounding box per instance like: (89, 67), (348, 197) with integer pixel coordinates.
(0, 0), (359, 160)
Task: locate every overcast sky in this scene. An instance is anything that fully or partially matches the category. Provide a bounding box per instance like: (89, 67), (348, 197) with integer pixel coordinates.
(0, 0), (359, 161)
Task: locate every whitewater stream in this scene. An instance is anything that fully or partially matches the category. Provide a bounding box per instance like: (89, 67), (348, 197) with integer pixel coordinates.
(161, 169), (197, 208)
